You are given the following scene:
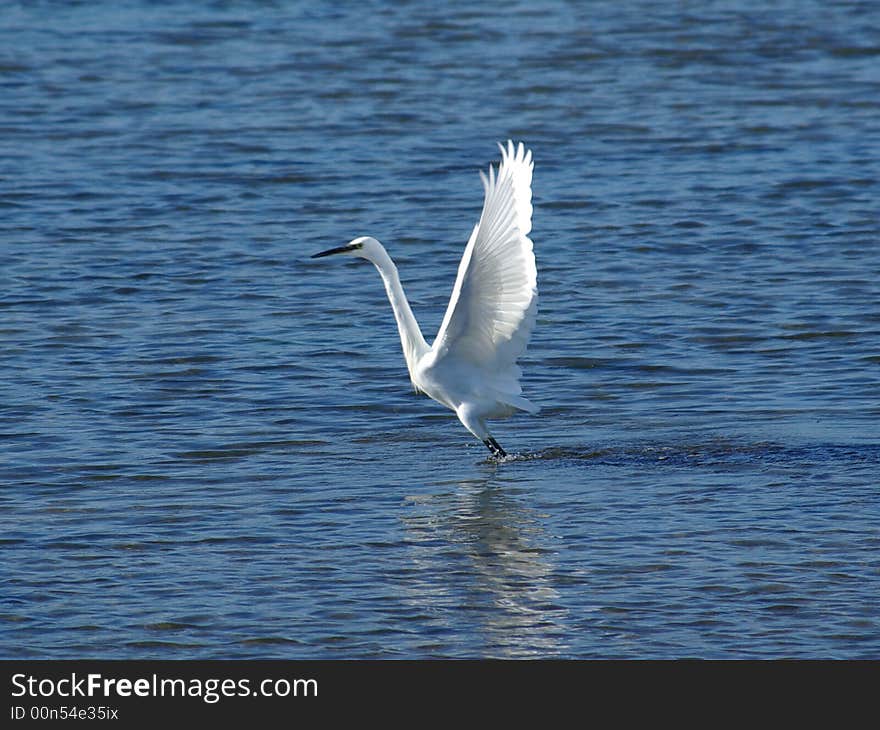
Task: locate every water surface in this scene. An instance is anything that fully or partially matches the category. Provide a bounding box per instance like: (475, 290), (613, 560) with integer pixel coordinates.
(1, 0), (879, 658)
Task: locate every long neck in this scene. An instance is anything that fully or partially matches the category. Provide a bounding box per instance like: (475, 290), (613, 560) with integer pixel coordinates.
(367, 246), (429, 376)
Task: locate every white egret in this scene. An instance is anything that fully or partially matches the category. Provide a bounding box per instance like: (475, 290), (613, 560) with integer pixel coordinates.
(311, 141), (538, 457)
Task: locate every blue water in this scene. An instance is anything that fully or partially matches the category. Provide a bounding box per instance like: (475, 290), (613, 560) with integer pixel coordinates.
(2, 0), (879, 658)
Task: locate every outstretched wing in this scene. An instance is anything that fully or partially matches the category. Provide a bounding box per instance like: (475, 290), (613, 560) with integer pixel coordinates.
(431, 141), (538, 408)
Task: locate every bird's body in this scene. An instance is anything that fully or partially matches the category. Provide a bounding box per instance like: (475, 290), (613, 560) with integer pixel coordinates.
(312, 141), (538, 457)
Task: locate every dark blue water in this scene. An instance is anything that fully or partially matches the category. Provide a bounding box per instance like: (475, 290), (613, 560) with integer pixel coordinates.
(2, 1), (879, 658)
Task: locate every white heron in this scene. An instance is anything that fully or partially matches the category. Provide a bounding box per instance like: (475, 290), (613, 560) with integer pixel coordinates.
(311, 141), (538, 458)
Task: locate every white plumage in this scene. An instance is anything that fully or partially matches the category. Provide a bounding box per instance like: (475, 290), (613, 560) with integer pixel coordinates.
(311, 141), (538, 457)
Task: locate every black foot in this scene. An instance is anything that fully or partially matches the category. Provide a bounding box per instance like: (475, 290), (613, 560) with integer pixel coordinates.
(483, 437), (507, 458)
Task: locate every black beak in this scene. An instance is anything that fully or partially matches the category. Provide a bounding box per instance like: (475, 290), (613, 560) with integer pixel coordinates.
(311, 244), (356, 259)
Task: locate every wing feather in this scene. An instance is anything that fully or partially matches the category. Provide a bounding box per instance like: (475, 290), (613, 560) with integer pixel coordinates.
(431, 141), (537, 406)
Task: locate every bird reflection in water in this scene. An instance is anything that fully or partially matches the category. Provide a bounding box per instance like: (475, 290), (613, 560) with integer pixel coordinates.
(402, 475), (569, 657)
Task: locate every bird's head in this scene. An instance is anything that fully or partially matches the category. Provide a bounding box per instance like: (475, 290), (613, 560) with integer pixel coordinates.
(311, 236), (380, 261)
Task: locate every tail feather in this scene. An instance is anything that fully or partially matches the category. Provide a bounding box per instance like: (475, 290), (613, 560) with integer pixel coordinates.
(499, 393), (540, 414)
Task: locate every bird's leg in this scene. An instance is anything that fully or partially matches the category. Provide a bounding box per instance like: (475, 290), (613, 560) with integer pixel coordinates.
(483, 437), (507, 458)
